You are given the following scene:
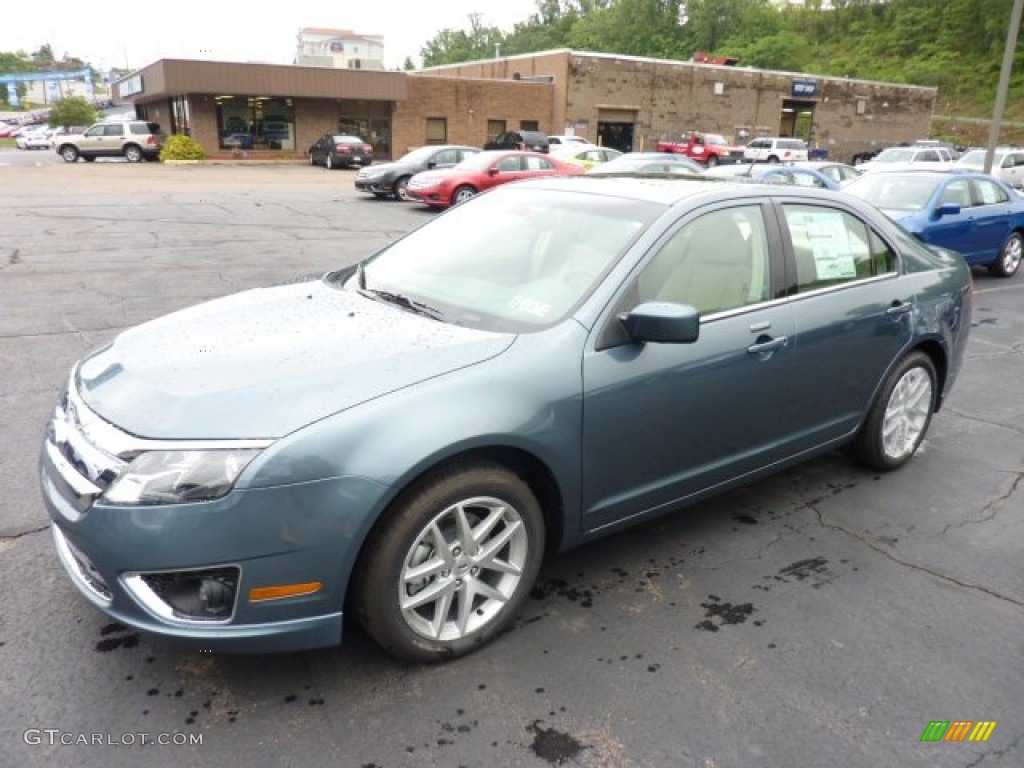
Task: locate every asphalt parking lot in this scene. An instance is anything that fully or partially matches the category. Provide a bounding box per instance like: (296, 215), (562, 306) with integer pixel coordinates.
(1, 152), (1022, 768)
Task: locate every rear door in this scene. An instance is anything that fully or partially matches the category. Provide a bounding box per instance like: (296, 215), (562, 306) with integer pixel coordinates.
(776, 200), (913, 449)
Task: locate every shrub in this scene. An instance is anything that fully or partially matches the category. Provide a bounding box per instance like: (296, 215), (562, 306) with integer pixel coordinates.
(160, 134), (206, 161)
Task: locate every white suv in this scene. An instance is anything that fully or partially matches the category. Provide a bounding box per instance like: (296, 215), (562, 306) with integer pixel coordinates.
(744, 137), (809, 163)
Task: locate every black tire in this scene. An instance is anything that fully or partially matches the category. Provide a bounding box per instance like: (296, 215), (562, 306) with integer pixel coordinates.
(705, 154), (719, 167)
(767, 155), (780, 164)
(851, 351), (937, 471)
(452, 185), (477, 205)
(123, 145), (143, 163)
(60, 145), (79, 163)
(326, 154), (334, 170)
(988, 231), (1022, 277)
(394, 176), (412, 201)
(354, 462), (545, 662)
(308, 152), (316, 166)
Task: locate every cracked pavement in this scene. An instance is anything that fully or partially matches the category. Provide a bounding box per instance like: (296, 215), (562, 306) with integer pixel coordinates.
(0, 155), (1021, 767)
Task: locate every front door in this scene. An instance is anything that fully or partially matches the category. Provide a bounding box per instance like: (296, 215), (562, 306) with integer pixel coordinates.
(581, 202), (795, 532)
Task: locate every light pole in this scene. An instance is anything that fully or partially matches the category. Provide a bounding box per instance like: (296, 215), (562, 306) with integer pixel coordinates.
(984, 0), (1023, 174)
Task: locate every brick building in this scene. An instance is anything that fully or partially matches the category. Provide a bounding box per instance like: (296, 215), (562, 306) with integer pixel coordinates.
(115, 49), (934, 163)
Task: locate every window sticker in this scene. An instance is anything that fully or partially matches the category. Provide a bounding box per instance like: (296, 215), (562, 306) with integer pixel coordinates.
(789, 210), (858, 279)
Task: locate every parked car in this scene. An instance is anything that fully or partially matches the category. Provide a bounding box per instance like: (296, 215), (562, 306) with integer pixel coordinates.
(586, 152), (705, 176)
(744, 137), (809, 164)
(547, 135), (593, 150)
(557, 146), (622, 171)
(843, 170), (1023, 277)
(484, 130), (550, 153)
(954, 147), (1024, 189)
(355, 144), (481, 201)
(405, 149), (584, 208)
(703, 162), (841, 190)
(39, 176), (973, 661)
(792, 160), (863, 186)
(54, 121), (165, 163)
(655, 131), (745, 166)
(856, 145), (956, 173)
(15, 127), (52, 150)
(308, 134), (373, 169)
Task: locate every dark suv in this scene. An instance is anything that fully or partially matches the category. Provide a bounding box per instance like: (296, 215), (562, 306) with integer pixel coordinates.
(484, 130), (549, 153)
(55, 121), (165, 163)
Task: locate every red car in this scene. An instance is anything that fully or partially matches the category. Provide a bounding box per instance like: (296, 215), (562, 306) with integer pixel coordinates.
(405, 150), (585, 208)
(655, 130), (745, 166)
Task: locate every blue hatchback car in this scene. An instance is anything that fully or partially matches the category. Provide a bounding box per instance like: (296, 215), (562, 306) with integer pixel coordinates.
(844, 169), (1024, 277)
(40, 177), (973, 662)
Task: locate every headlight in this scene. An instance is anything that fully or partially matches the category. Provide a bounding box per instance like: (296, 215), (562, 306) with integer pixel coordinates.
(103, 450), (261, 505)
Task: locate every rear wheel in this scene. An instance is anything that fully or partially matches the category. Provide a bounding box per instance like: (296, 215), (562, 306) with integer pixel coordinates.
(452, 185), (477, 205)
(123, 145), (143, 163)
(988, 231), (1022, 277)
(851, 351), (936, 471)
(394, 176), (412, 201)
(326, 154), (334, 170)
(60, 145), (79, 163)
(354, 462), (545, 662)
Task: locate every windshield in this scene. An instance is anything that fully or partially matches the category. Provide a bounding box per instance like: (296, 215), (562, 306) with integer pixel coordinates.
(399, 146), (443, 163)
(354, 187), (663, 333)
(956, 149), (1003, 167)
(844, 174), (940, 212)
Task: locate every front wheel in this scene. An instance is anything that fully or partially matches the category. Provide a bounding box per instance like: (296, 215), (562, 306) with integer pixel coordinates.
(452, 185), (477, 205)
(326, 154), (334, 170)
(705, 154), (719, 167)
(60, 145), (79, 163)
(308, 152), (316, 166)
(851, 351), (937, 471)
(394, 176), (412, 201)
(354, 462), (545, 662)
(989, 231), (1022, 277)
(767, 155), (780, 164)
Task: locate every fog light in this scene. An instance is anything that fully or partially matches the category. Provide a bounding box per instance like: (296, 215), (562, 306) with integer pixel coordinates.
(137, 568), (239, 621)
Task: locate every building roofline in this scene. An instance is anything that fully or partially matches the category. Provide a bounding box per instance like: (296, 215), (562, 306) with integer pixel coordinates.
(419, 47), (937, 93)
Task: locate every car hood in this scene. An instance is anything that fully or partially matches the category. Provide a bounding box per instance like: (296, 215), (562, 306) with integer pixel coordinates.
(75, 278), (514, 440)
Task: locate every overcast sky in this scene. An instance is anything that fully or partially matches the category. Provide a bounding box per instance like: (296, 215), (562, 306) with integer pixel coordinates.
(2, 1), (542, 72)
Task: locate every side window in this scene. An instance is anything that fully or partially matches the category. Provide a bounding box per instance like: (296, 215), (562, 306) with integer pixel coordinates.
(433, 149), (455, 165)
(634, 205), (770, 316)
(784, 205), (894, 293)
(497, 156), (521, 172)
(918, 150), (940, 162)
(974, 178), (1009, 205)
(938, 179), (972, 208)
(84, 125), (104, 137)
(104, 125), (125, 137)
(791, 170), (825, 188)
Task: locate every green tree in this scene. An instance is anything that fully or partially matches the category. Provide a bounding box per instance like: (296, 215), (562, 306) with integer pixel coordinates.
(48, 96), (98, 128)
(420, 14), (506, 66)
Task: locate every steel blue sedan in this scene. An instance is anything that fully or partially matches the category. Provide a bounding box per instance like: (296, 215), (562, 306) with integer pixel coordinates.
(40, 177), (973, 662)
(843, 170), (1024, 277)
(703, 162), (842, 190)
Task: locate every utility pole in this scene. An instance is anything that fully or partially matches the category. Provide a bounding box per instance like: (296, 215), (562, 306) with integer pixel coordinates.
(985, 0), (1023, 174)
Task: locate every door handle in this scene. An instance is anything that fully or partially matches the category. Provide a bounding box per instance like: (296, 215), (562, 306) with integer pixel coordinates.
(747, 336), (788, 354)
(885, 302), (913, 316)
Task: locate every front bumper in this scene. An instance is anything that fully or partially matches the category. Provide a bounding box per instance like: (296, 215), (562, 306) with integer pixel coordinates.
(354, 177), (393, 194)
(38, 387), (388, 653)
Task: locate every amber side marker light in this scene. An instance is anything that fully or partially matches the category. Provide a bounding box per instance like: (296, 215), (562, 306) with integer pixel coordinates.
(249, 582), (323, 602)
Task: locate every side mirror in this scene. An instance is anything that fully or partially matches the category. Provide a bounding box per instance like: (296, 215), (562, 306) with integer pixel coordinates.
(426, 161), (436, 169)
(619, 302), (700, 344)
(933, 203), (961, 219)
(488, 167), (500, 177)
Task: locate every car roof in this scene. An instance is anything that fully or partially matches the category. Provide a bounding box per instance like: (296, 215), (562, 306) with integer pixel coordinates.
(502, 174), (847, 207)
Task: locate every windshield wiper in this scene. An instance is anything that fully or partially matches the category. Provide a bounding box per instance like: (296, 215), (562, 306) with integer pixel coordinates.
(358, 287), (444, 321)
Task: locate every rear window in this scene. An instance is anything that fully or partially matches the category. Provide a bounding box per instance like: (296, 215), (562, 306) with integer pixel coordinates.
(779, 140), (807, 150)
(129, 123), (160, 135)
